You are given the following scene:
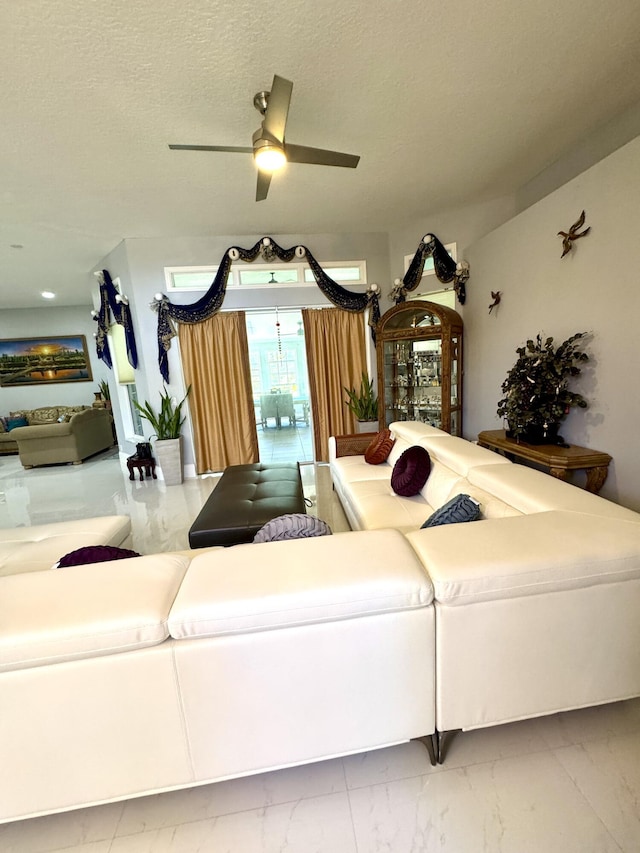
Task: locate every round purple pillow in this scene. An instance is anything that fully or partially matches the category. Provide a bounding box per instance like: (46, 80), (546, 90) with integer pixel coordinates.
(391, 446), (431, 496)
(55, 545), (141, 568)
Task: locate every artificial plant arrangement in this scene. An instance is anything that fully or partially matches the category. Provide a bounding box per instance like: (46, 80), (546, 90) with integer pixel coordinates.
(134, 386), (192, 440)
(496, 333), (589, 444)
(344, 372), (379, 422)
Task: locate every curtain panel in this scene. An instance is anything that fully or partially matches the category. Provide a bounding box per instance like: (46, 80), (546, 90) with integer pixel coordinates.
(178, 311), (258, 472)
(302, 308), (368, 463)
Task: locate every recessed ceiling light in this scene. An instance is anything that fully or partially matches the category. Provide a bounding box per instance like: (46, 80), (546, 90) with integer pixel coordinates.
(41, 291), (56, 299)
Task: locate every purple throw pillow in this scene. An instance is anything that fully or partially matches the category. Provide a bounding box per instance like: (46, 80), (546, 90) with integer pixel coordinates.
(391, 446), (431, 496)
(55, 545), (141, 568)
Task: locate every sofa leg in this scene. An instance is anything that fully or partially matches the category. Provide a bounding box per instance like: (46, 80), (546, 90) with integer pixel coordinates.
(414, 734), (437, 767)
(414, 730), (458, 765)
(435, 729), (458, 764)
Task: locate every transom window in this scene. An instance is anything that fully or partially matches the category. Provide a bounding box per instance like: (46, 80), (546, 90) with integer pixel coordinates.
(165, 261), (367, 292)
(403, 242), (457, 280)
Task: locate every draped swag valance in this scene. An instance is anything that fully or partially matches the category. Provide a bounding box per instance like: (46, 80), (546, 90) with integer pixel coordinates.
(152, 237), (381, 383)
(93, 269), (139, 370)
(394, 234), (470, 305)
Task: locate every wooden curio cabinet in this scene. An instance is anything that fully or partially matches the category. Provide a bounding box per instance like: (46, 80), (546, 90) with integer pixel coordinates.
(376, 300), (463, 435)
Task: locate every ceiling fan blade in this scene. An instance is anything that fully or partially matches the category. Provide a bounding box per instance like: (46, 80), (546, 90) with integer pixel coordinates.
(262, 75), (293, 143)
(284, 143), (360, 168)
(256, 170), (272, 201)
(168, 144), (253, 153)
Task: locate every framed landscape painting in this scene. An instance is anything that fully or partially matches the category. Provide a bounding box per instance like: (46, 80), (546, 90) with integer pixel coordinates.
(0, 336), (93, 387)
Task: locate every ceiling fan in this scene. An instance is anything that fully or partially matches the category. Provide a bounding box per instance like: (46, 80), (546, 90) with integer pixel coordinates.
(168, 75), (360, 201)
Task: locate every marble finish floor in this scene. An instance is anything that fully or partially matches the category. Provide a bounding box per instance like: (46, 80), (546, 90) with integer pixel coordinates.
(0, 448), (347, 554)
(2, 452), (640, 851)
(257, 421), (314, 465)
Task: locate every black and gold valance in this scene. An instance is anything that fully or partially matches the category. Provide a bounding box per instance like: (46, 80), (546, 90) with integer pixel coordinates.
(153, 238), (381, 382)
(93, 270), (138, 370)
(392, 234), (470, 305)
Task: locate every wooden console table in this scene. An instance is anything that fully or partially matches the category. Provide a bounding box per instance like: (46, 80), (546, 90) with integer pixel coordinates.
(477, 429), (612, 494)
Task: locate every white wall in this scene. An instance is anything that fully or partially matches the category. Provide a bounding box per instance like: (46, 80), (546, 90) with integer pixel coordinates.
(515, 96), (640, 213)
(387, 195), (517, 296)
(0, 306), (109, 414)
(464, 134), (640, 509)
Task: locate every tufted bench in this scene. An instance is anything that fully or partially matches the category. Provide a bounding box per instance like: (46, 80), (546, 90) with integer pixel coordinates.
(188, 462), (305, 548)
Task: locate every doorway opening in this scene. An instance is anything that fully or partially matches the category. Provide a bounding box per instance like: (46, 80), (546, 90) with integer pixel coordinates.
(245, 308), (314, 464)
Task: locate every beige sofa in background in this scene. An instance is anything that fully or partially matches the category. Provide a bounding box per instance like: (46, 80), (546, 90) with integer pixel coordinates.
(8, 406), (114, 468)
(0, 406), (90, 457)
(0, 429), (18, 455)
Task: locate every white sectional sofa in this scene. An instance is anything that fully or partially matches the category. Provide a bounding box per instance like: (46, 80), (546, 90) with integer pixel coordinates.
(0, 515), (132, 577)
(330, 421), (640, 753)
(2, 421), (640, 824)
(0, 529), (434, 824)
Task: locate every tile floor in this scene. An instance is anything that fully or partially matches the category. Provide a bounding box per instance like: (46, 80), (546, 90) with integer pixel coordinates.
(1, 449), (640, 851)
(256, 421), (314, 465)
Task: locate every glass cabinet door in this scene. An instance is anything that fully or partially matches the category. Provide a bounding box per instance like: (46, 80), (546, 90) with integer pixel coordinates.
(376, 301), (463, 435)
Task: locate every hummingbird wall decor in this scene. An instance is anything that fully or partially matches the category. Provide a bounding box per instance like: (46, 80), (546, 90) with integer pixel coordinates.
(558, 210), (591, 257)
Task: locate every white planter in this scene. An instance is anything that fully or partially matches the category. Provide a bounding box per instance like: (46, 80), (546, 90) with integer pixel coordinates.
(355, 420), (379, 434)
(154, 437), (184, 486)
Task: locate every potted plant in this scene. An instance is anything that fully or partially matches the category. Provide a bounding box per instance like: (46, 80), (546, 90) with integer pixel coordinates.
(496, 333), (589, 444)
(345, 372), (379, 433)
(134, 386), (191, 485)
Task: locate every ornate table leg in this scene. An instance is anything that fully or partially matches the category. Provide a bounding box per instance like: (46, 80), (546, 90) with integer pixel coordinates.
(585, 466), (608, 494)
(548, 467), (568, 481)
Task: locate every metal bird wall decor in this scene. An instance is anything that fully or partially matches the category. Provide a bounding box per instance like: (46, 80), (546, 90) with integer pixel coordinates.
(558, 210), (591, 257)
(488, 291), (502, 314)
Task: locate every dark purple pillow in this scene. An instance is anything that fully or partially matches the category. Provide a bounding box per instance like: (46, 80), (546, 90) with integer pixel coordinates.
(55, 545), (141, 568)
(391, 446), (431, 496)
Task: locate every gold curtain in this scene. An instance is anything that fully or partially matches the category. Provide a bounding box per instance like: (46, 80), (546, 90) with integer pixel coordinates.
(302, 307), (368, 463)
(178, 311), (258, 472)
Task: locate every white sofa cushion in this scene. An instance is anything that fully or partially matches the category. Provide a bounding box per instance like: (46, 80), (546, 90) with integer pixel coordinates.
(406, 510), (640, 605)
(389, 421), (449, 444)
(0, 555), (190, 671)
(386, 436), (413, 467)
(445, 482), (523, 519)
(419, 434), (512, 476)
(169, 529), (433, 639)
(0, 515), (132, 577)
(419, 461), (465, 509)
(342, 480), (433, 532)
(331, 454), (394, 487)
(468, 463), (640, 521)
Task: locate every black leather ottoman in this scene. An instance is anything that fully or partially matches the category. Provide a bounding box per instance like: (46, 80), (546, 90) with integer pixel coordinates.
(188, 462), (305, 548)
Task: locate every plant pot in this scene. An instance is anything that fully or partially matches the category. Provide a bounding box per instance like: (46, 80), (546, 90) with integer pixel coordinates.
(154, 437), (184, 485)
(355, 420), (379, 434)
(511, 424), (563, 445)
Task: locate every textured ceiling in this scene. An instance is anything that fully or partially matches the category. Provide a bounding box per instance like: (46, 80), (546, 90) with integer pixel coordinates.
(2, 0), (640, 308)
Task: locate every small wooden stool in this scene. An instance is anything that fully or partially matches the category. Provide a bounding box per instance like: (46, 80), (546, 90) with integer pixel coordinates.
(127, 455), (157, 481)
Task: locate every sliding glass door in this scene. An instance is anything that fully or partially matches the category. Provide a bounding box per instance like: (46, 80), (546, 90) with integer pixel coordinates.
(245, 309), (314, 464)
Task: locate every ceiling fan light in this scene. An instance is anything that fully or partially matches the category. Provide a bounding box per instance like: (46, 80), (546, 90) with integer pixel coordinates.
(254, 144), (287, 172)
